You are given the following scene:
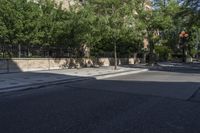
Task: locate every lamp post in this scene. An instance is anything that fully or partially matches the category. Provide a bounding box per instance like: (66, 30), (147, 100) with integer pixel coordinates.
(179, 31), (189, 62)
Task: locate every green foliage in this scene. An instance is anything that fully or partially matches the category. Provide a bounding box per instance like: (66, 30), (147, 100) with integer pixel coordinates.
(0, 0), (200, 59)
(83, 0), (145, 56)
(155, 45), (172, 61)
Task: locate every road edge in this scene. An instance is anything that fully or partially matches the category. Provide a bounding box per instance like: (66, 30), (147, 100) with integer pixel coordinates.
(0, 69), (148, 93)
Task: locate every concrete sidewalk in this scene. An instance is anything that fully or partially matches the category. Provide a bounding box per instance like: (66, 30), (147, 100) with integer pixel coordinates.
(0, 66), (147, 93)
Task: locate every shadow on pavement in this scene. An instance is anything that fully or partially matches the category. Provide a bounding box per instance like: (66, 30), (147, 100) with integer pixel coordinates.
(1, 63), (200, 133)
(0, 59), (21, 73)
(0, 58), (96, 90)
(0, 70), (94, 91)
(1, 76), (200, 133)
(67, 79), (200, 100)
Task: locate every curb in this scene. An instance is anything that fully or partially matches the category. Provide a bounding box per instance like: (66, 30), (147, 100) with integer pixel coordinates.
(0, 69), (148, 93)
(95, 69), (148, 79)
(0, 77), (92, 93)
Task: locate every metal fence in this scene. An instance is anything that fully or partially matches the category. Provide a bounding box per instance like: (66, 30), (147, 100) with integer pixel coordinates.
(0, 45), (129, 58)
(0, 44), (87, 58)
(0, 59), (8, 73)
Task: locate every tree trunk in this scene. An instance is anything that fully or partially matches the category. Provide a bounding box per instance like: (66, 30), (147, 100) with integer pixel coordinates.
(2, 41), (5, 58)
(148, 33), (155, 65)
(18, 44), (21, 58)
(182, 47), (186, 62)
(27, 45), (29, 57)
(114, 43), (117, 70)
(143, 52), (147, 63)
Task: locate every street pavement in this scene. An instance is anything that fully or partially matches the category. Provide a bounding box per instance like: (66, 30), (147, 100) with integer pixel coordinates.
(128, 62), (200, 74)
(0, 64), (200, 133)
(67, 71), (200, 100)
(0, 66), (147, 93)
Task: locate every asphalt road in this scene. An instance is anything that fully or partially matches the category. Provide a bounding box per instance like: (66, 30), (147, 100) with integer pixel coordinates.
(0, 69), (200, 133)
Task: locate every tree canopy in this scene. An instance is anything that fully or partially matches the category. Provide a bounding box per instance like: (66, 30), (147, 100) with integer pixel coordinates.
(0, 0), (200, 59)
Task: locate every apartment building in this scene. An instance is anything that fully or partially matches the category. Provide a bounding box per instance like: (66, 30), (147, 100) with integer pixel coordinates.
(54, 0), (152, 10)
(53, 0), (83, 9)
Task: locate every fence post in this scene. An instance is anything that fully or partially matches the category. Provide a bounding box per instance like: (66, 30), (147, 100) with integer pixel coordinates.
(48, 58), (50, 70)
(18, 44), (21, 58)
(6, 59), (9, 73)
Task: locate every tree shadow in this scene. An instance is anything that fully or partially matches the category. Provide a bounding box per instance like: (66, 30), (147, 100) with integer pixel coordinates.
(0, 69), (95, 91)
(0, 59), (22, 73)
(67, 78), (200, 100)
(1, 64), (200, 132)
(0, 58), (97, 90)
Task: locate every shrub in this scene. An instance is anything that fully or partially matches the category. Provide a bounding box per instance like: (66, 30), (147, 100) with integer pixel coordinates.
(155, 46), (172, 61)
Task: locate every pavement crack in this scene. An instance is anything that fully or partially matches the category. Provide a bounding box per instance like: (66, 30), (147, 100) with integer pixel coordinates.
(187, 87), (200, 101)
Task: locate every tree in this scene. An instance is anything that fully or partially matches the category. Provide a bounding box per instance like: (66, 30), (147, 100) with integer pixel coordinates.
(0, 0), (22, 57)
(138, 0), (182, 63)
(82, 0), (144, 69)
